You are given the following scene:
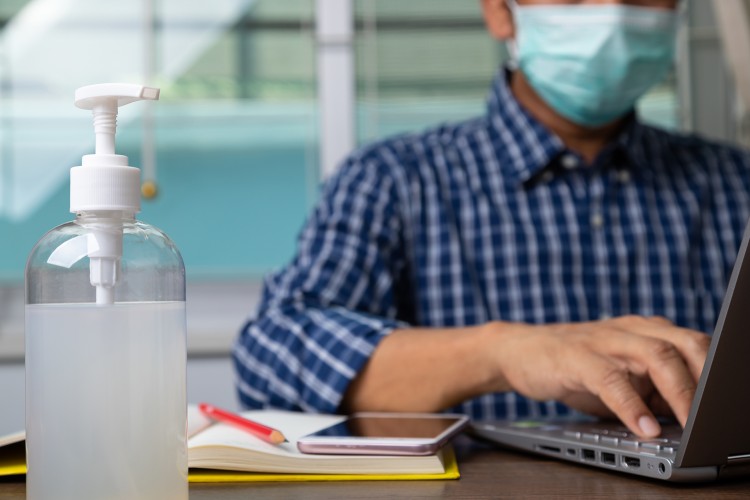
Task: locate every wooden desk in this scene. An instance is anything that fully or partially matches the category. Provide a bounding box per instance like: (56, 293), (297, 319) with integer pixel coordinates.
(3, 438), (750, 499)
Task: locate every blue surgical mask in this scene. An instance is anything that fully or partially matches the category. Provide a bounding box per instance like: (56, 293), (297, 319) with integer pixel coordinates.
(509, 2), (678, 127)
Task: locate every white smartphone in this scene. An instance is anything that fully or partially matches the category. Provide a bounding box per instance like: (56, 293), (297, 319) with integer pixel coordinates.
(296, 412), (469, 455)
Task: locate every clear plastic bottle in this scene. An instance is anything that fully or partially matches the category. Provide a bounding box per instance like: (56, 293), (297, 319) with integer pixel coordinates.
(25, 85), (188, 500)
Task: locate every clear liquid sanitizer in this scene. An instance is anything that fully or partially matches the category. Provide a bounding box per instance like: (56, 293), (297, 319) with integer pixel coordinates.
(25, 84), (188, 500)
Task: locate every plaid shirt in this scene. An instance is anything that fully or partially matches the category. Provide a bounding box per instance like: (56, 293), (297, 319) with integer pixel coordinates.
(233, 69), (750, 420)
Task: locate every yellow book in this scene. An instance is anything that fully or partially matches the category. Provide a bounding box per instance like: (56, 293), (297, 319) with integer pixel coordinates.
(0, 431), (25, 477)
(0, 409), (459, 482)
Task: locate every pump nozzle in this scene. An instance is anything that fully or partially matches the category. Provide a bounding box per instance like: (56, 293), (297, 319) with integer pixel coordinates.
(71, 83), (160, 305)
(75, 84), (159, 158)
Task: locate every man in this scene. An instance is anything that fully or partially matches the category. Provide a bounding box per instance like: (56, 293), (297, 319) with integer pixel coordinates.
(233, 0), (749, 439)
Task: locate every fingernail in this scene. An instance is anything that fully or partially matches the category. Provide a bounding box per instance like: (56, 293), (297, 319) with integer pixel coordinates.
(638, 415), (661, 437)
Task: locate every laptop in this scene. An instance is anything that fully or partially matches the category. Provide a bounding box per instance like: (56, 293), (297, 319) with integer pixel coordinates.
(470, 218), (750, 482)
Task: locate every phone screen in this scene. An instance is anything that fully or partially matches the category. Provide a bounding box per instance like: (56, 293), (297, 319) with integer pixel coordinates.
(307, 416), (465, 439)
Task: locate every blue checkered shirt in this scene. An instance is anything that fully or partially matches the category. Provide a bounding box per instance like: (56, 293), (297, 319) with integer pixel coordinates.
(233, 69), (750, 420)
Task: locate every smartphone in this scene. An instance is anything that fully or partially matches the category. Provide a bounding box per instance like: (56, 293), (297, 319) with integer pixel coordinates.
(296, 412), (469, 455)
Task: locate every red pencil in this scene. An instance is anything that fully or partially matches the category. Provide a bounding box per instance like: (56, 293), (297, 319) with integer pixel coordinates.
(198, 403), (288, 445)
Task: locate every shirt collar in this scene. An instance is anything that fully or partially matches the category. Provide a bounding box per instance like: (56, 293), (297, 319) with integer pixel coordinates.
(612, 114), (651, 171)
(485, 68), (651, 185)
(486, 68), (564, 185)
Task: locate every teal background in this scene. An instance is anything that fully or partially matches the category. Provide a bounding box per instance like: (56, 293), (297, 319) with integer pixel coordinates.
(0, 144), (314, 283)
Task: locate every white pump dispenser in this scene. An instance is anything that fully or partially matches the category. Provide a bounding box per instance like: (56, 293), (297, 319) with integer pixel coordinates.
(71, 83), (159, 304)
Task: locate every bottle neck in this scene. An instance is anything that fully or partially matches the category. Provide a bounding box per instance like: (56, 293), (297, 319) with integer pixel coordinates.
(75, 210), (136, 223)
(74, 210), (134, 306)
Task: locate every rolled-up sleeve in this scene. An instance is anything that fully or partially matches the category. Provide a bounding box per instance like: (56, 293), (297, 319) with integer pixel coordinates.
(232, 154), (409, 413)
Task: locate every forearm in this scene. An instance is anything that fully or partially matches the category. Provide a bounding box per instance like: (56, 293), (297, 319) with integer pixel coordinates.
(340, 316), (709, 440)
(340, 323), (512, 413)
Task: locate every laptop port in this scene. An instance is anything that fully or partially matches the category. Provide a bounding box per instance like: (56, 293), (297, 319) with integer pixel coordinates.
(582, 449), (596, 461)
(566, 448), (576, 456)
(622, 456), (641, 468)
(537, 445), (561, 454)
(601, 452), (616, 466)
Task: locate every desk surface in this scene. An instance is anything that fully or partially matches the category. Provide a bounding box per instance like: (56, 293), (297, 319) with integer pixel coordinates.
(2, 438), (750, 499)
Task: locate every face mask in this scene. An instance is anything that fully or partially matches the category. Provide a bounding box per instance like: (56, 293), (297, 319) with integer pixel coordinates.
(508, 2), (678, 127)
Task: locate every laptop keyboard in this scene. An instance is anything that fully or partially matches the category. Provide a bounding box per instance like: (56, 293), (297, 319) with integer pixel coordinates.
(469, 419), (715, 478)
(559, 427), (681, 455)
(478, 420), (683, 457)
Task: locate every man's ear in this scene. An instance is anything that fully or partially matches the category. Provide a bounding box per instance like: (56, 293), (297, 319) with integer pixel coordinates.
(481, 0), (515, 40)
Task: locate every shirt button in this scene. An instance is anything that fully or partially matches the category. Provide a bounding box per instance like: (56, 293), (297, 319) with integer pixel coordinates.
(617, 170), (631, 183)
(599, 311), (612, 320)
(590, 212), (604, 228)
(561, 154), (578, 169)
(540, 170), (554, 183)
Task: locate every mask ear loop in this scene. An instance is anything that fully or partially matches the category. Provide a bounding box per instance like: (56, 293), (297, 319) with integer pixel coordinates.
(672, 0), (688, 91)
(504, 0), (520, 69)
(677, 0), (689, 18)
(505, 40), (519, 70)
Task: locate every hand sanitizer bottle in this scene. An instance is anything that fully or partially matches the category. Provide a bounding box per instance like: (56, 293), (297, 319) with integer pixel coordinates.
(25, 84), (188, 500)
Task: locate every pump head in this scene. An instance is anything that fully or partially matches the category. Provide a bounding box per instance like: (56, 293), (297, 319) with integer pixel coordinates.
(70, 83), (160, 304)
(70, 83), (159, 214)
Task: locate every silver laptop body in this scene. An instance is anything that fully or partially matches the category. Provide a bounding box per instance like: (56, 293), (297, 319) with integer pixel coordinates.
(470, 218), (750, 482)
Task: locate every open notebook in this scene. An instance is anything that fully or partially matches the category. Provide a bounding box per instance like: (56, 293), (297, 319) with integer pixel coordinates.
(0, 407), (459, 482)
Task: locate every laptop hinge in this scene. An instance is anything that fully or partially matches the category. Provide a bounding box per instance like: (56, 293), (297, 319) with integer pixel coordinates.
(719, 454), (750, 479)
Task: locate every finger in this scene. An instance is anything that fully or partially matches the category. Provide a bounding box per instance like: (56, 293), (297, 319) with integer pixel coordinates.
(628, 375), (679, 419)
(576, 355), (661, 438)
(646, 392), (675, 419)
(611, 316), (710, 382)
(644, 324), (709, 383)
(641, 338), (696, 427)
(592, 332), (696, 427)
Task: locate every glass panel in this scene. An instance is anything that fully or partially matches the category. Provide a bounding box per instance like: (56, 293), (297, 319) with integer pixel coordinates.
(354, 0), (502, 144)
(0, 0), (318, 283)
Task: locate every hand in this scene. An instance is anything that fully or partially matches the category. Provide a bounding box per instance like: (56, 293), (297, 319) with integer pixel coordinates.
(488, 315), (710, 437)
